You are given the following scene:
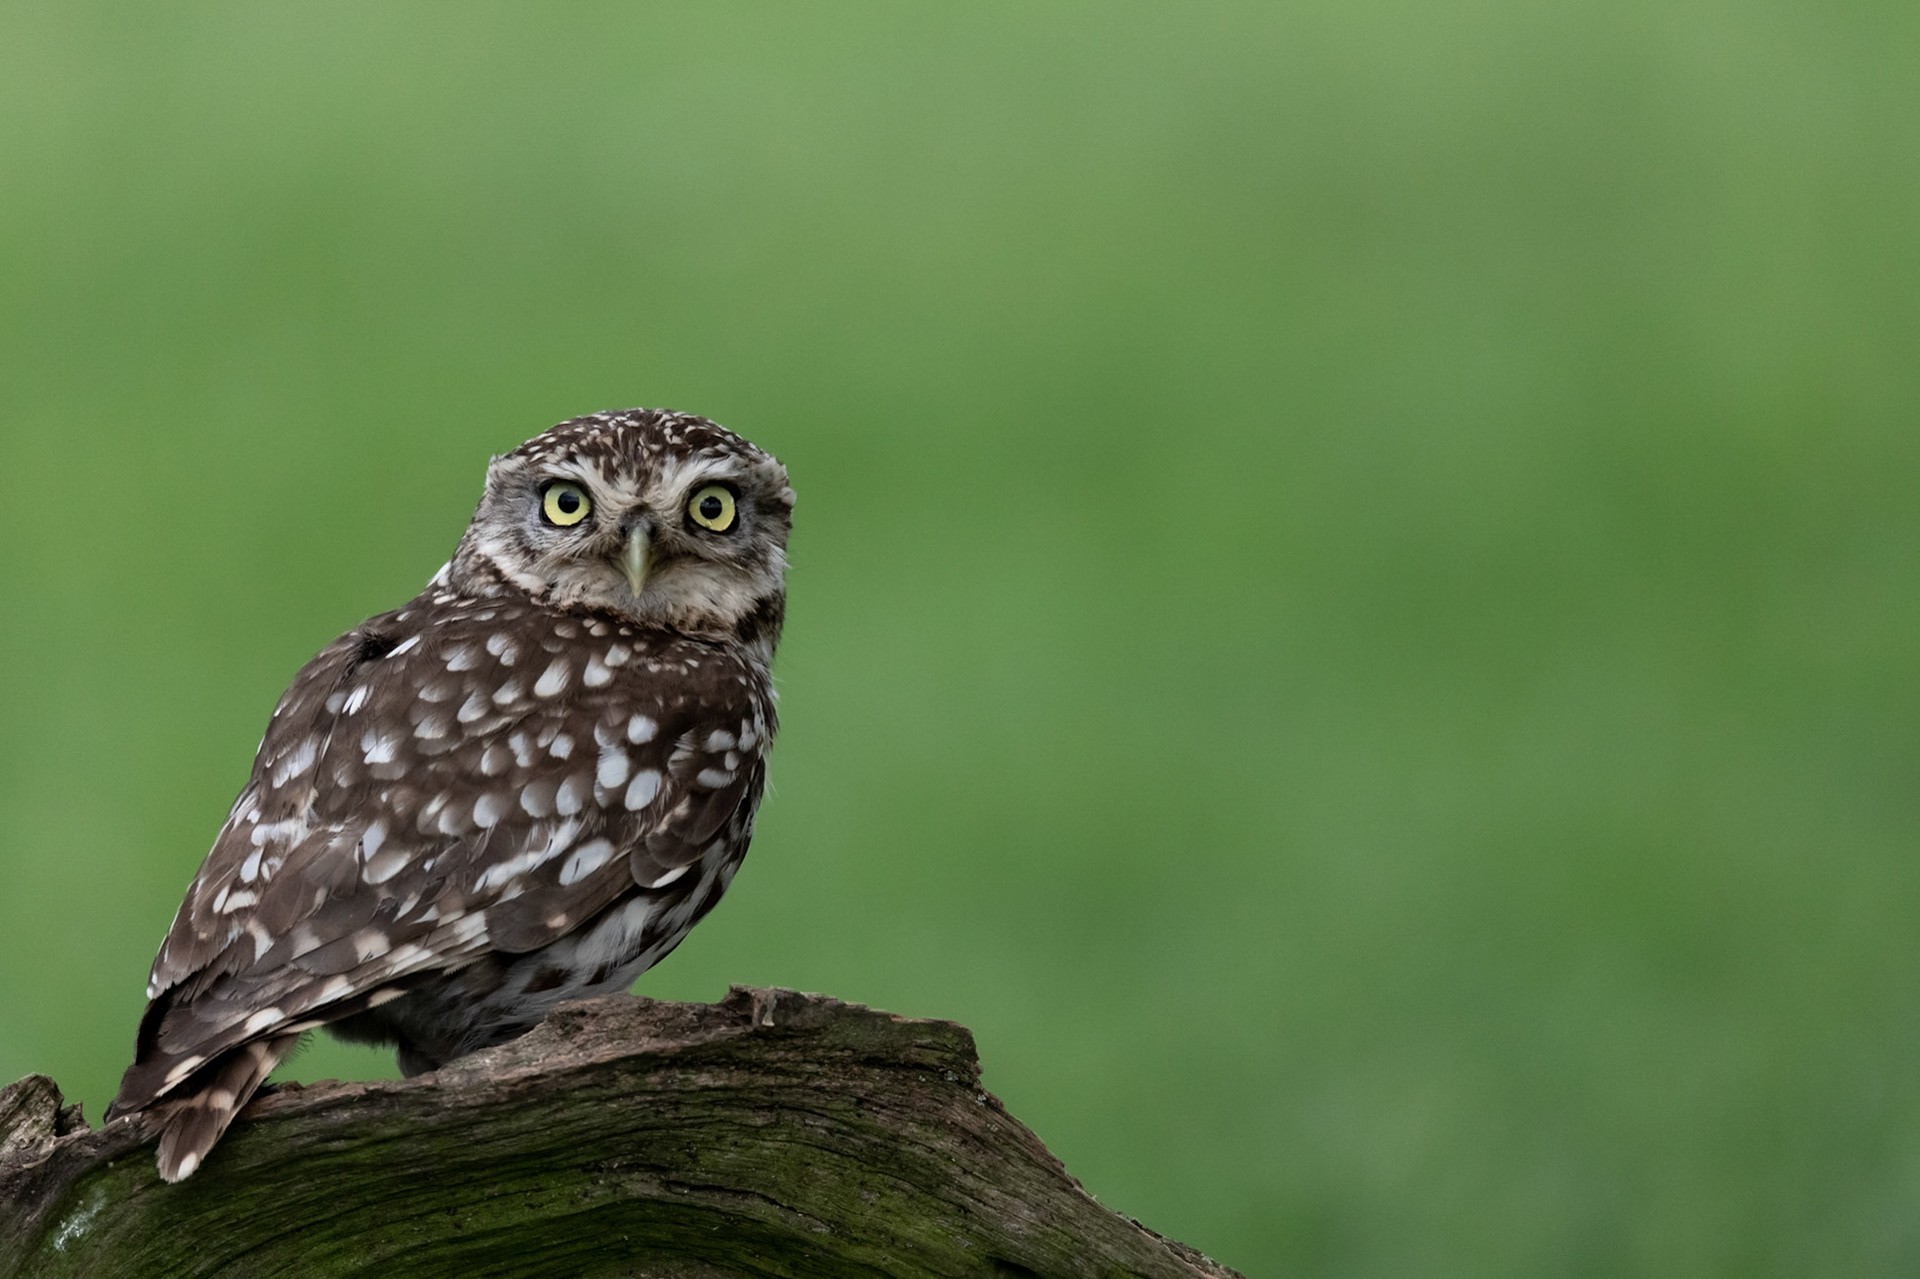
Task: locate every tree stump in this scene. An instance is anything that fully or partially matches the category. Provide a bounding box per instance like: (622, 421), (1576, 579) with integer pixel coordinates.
(0, 988), (1243, 1278)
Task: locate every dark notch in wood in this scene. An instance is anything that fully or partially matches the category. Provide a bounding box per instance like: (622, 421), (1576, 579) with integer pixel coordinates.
(0, 988), (1243, 1279)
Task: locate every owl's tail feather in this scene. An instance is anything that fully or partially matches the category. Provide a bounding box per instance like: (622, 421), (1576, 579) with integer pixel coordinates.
(154, 1034), (298, 1182)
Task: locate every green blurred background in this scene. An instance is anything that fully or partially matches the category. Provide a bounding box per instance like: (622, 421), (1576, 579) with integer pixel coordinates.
(2, 2), (1917, 1274)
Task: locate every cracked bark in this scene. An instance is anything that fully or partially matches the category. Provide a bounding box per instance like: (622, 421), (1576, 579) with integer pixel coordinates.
(0, 988), (1243, 1279)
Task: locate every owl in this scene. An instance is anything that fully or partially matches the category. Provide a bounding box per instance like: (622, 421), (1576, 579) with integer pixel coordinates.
(105, 409), (794, 1182)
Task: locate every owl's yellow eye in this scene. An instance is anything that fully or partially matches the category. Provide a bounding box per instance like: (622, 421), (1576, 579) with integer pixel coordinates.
(540, 481), (592, 527)
(687, 484), (737, 532)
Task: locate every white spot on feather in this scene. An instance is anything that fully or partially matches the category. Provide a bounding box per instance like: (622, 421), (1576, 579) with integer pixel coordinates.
(572, 897), (662, 973)
(364, 847), (412, 884)
(435, 801), (468, 837)
(476, 844), (537, 887)
(643, 863), (691, 889)
(627, 714), (657, 744)
(244, 1008), (284, 1035)
(250, 817), (306, 848)
(624, 769), (662, 810)
(519, 780), (557, 818)
(386, 942), (430, 969)
(534, 659), (571, 698)
(559, 838), (617, 886)
(271, 738), (317, 787)
(414, 713), (451, 741)
(596, 746), (631, 790)
(475, 819), (580, 890)
(164, 1055), (206, 1087)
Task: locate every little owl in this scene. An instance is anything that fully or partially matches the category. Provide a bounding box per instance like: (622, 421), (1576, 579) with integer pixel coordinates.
(106, 409), (794, 1181)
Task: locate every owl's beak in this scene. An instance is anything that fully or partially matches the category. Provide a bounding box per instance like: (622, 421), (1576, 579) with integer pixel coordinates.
(620, 526), (652, 597)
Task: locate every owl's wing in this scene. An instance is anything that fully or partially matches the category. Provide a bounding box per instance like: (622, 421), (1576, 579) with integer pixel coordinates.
(114, 605), (771, 1116)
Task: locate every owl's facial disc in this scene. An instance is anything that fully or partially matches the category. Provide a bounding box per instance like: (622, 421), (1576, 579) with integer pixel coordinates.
(450, 410), (792, 649)
(620, 525), (652, 597)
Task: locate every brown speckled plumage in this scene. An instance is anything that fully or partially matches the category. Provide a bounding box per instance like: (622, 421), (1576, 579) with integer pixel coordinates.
(108, 409), (794, 1180)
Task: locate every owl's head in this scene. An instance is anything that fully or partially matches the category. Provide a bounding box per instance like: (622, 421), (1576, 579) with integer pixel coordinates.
(447, 410), (794, 651)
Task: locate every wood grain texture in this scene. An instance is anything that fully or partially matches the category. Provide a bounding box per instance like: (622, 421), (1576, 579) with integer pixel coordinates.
(0, 988), (1243, 1279)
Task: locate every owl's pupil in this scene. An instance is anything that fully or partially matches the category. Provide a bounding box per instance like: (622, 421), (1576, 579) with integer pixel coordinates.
(700, 496), (723, 519)
(557, 491), (579, 513)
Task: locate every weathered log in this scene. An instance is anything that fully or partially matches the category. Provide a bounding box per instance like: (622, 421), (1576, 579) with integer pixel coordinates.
(0, 988), (1242, 1278)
